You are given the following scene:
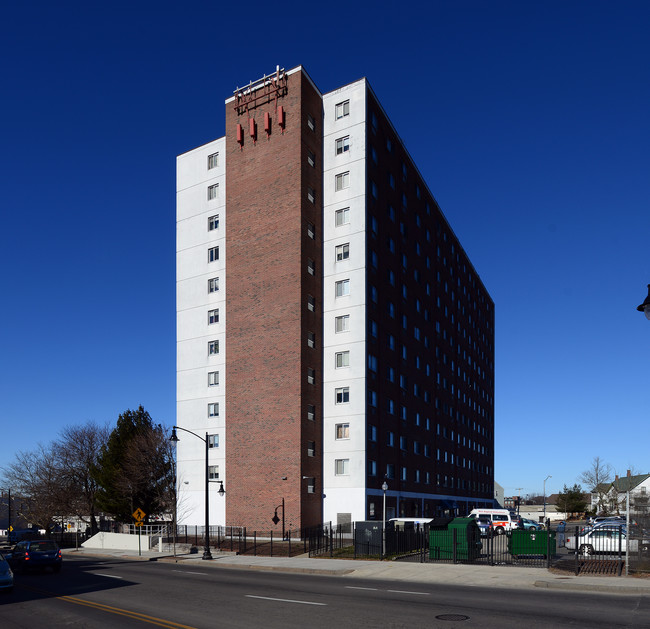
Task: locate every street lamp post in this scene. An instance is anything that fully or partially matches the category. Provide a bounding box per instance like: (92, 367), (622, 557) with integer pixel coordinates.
(382, 479), (388, 559)
(170, 426), (225, 560)
(637, 285), (650, 320)
(543, 475), (552, 522)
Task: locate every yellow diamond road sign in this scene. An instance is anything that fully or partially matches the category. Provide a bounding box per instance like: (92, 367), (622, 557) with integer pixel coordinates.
(132, 508), (146, 521)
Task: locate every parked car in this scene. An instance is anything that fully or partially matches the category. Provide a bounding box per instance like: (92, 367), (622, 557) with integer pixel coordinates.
(6, 540), (62, 573)
(580, 519), (629, 535)
(476, 515), (492, 536)
(0, 553), (14, 594)
(521, 518), (543, 531)
(587, 515), (625, 526)
(565, 525), (649, 555)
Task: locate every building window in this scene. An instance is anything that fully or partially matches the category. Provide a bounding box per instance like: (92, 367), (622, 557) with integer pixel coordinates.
(335, 171), (350, 191)
(335, 387), (350, 404)
(307, 150), (315, 167)
(335, 314), (350, 333)
(336, 243), (350, 261)
(400, 436), (407, 451)
(386, 463), (395, 480)
(387, 431), (395, 447)
(307, 368), (316, 385)
(307, 295), (315, 312)
(307, 441), (315, 457)
(307, 258), (315, 275)
(335, 207), (350, 226)
(208, 465), (219, 480)
(336, 136), (350, 154)
(208, 371), (219, 387)
(368, 460), (377, 477)
(208, 340), (219, 355)
(368, 354), (378, 372)
(306, 477), (316, 494)
(401, 467), (407, 481)
(207, 152), (219, 169)
(307, 187), (315, 204)
(208, 183), (219, 200)
(307, 113), (315, 131)
(208, 246), (219, 263)
(208, 277), (219, 293)
(307, 404), (315, 421)
(335, 459), (350, 475)
(208, 214), (219, 231)
(335, 279), (350, 297)
(336, 423), (350, 439)
(369, 425), (377, 442)
(307, 331), (316, 349)
(335, 100), (350, 119)
(208, 309), (219, 324)
(208, 403), (219, 417)
(208, 434), (219, 448)
(335, 351), (350, 368)
(307, 222), (315, 239)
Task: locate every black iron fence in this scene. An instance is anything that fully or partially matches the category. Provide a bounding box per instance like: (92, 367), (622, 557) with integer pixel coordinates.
(566, 523), (650, 576)
(306, 521), (555, 567)
(170, 525), (307, 557)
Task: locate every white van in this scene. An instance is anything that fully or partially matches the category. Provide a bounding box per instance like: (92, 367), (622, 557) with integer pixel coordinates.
(387, 517), (434, 531)
(468, 509), (517, 534)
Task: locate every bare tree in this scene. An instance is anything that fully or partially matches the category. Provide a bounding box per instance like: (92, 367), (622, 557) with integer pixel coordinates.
(116, 425), (175, 521)
(580, 456), (613, 515)
(2, 444), (66, 533)
(54, 421), (110, 534)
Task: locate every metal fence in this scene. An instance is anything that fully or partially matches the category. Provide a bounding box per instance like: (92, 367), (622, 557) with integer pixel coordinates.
(306, 521), (555, 567)
(566, 522), (650, 576)
(170, 525), (307, 557)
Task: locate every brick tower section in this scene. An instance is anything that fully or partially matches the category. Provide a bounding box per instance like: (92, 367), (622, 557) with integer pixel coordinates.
(225, 68), (323, 533)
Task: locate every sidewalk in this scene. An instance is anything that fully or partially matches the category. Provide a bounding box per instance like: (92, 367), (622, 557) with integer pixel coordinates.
(68, 546), (650, 595)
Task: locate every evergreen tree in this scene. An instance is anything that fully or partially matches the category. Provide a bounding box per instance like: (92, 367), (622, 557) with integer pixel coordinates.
(92, 406), (173, 522)
(557, 483), (587, 517)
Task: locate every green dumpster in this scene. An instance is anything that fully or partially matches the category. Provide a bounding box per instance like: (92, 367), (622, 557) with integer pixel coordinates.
(509, 529), (556, 558)
(429, 517), (482, 561)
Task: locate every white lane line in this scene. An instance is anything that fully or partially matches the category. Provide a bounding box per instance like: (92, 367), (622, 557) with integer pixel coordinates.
(171, 570), (208, 575)
(387, 590), (430, 596)
(245, 595), (326, 606)
(345, 586), (379, 591)
(93, 573), (124, 579)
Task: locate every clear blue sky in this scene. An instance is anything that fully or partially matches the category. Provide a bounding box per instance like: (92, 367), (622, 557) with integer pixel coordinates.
(1, 1), (648, 499)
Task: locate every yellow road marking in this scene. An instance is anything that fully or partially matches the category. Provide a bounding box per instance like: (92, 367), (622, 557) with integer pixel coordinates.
(22, 585), (197, 629)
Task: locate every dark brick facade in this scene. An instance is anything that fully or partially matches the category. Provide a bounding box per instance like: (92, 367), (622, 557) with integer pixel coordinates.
(225, 69), (323, 532)
(363, 87), (495, 519)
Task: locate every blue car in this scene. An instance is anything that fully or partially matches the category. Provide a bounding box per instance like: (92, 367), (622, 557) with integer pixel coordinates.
(521, 518), (543, 530)
(0, 553), (14, 594)
(6, 540), (62, 573)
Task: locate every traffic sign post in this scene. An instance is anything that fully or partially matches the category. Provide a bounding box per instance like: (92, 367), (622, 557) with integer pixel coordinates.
(133, 508), (146, 556)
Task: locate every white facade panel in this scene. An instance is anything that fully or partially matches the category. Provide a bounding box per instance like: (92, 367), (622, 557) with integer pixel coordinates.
(177, 137), (227, 526)
(322, 80), (368, 524)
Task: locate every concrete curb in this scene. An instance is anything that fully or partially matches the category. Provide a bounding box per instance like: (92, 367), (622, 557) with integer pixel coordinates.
(534, 580), (650, 595)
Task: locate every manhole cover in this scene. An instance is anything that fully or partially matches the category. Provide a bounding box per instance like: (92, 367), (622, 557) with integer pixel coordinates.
(435, 614), (470, 622)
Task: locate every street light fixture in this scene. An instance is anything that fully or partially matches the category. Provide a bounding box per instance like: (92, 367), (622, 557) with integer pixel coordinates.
(543, 475), (552, 522)
(382, 478), (388, 558)
(170, 426), (225, 560)
(637, 285), (650, 320)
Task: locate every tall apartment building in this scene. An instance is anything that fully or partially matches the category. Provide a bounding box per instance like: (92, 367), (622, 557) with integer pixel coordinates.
(176, 66), (495, 533)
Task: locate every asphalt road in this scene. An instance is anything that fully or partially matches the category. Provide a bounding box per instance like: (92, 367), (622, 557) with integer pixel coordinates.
(2, 555), (650, 628)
